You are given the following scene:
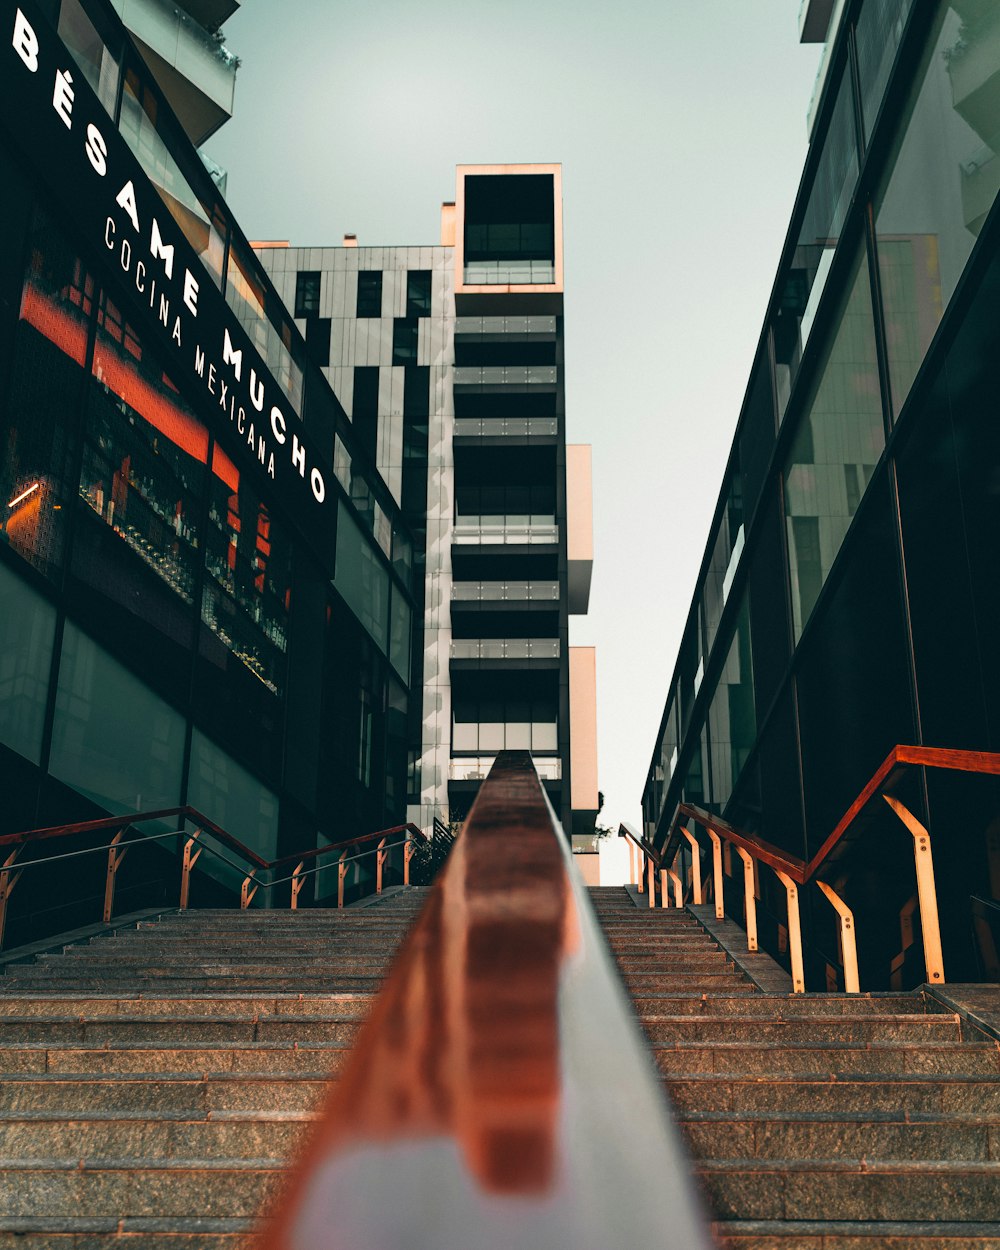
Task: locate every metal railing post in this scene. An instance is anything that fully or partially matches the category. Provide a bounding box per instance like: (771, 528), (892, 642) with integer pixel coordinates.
(735, 848), (758, 952)
(707, 829), (724, 920)
(376, 837), (388, 895)
(103, 828), (129, 924)
(290, 861), (305, 910)
(659, 867), (669, 908)
(668, 867), (683, 909)
(404, 837), (416, 885)
(883, 795), (946, 985)
(646, 853), (656, 907)
(680, 826), (702, 905)
(0, 849), (23, 952)
(240, 875), (259, 909)
(816, 880), (860, 993)
(179, 829), (202, 910)
(338, 849), (349, 908)
(775, 870), (805, 993)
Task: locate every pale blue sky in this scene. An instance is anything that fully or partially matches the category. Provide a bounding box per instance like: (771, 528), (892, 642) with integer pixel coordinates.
(208, 1), (823, 828)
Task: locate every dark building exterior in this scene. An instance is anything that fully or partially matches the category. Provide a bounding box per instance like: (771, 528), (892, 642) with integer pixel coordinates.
(642, 0), (1000, 988)
(254, 165), (598, 836)
(0, 0), (416, 924)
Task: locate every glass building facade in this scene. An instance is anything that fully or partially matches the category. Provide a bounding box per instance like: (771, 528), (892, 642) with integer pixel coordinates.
(643, 0), (1000, 989)
(0, 0), (415, 905)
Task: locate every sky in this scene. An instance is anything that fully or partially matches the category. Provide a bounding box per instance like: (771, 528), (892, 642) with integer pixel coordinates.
(207, 1), (824, 830)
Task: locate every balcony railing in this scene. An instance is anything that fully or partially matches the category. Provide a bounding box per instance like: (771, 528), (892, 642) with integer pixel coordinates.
(453, 366), (558, 387)
(454, 316), (557, 336)
(448, 755), (562, 782)
(450, 638), (560, 661)
(452, 580), (560, 603)
(454, 417), (558, 438)
(453, 521), (559, 546)
(462, 260), (556, 285)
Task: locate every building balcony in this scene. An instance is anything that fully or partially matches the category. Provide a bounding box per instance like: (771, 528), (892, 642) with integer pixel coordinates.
(449, 756), (561, 781)
(454, 315), (557, 338)
(110, 0), (239, 144)
(453, 366), (557, 388)
(452, 521), (559, 547)
(454, 417), (558, 439)
(450, 638), (560, 661)
(451, 580), (559, 603)
(462, 261), (555, 286)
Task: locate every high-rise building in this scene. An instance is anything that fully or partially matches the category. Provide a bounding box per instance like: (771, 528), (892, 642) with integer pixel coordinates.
(642, 0), (1000, 988)
(0, 0), (416, 887)
(254, 166), (598, 835)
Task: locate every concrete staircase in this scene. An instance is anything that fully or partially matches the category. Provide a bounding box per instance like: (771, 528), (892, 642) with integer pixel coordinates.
(0, 889), (428, 1246)
(589, 885), (1000, 1248)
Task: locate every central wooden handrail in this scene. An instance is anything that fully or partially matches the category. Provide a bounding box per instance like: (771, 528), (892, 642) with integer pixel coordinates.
(261, 751), (714, 1250)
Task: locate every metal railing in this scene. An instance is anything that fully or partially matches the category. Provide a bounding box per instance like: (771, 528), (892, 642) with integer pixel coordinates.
(451, 579), (560, 602)
(454, 315), (557, 336)
(453, 365), (558, 386)
(0, 806), (426, 950)
(449, 755), (562, 781)
(450, 638), (560, 661)
(453, 417), (559, 438)
(260, 751), (712, 1249)
(633, 745), (1000, 993)
(453, 522), (560, 545)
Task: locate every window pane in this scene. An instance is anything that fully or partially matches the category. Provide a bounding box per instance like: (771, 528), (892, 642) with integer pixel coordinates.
(406, 271), (432, 317)
(49, 623), (185, 813)
(188, 728), (278, 863)
(392, 318), (418, 366)
(773, 67), (859, 418)
(295, 271), (321, 318)
(0, 562), (56, 764)
(357, 271), (382, 318)
(708, 595), (755, 813)
(855, 0), (915, 144)
(875, 6), (1000, 417)
(783, 247), (884, 639)
(335, 501), (389, 652)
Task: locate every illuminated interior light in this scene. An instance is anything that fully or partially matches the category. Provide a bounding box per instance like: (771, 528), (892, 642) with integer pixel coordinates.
(7, 483), (40, 509)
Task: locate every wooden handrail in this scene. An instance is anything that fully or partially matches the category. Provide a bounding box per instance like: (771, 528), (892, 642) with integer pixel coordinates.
(664, 745), (1000, 886)
(0, 808), (424, 874)
(262, 750), (713, 1250)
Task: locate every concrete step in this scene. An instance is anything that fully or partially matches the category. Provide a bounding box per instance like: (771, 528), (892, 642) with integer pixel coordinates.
(663, 1072), (1000, 1113)
(641, 1014), (962, 1046)
(0, 994), (374, 1019)
(0, 1074), (330, 1114)
(653, 1041), (1000, 1078)
(0, 1110), (318, 1159)
(15, 957), (394, 974)
(0, 1217), (256, 1246)
(698, 1158), (1000, 1222)
(679, 1109), (1000, 1161)
(0, 1159), (283, 1219)
(632, 994), (936, 1018)
(713, 1219), (1000, 1248)
(0, 1043), (351, 1075)
(0, 1015), (362, 1045)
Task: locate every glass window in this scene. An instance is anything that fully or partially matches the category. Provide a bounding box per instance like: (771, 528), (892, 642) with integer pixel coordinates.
(305, 317), (331, 368)
(1, 212), (91, 580)
(703, 462), (745, 659)
(118, 64), (226, 289)
(795, 471), (914, 854)
(773, 66), (860, 418)
(738, 347), (777, 525)
(406, 271), (432, 317)
(49, 622), (185, 814)
(708, 595), (756, 813)
(389, 587), (410, 683)
(875, 5), (1000, 418)
(783, 247), (884, 639)
(0, 562), (56, 765)
(357, 271), (382, 318)
(187, 728), (279, 863)
(57, 0), (120, 115)
(335, 500), (389, 651)
(392, 318), (418, 366)
(295, 272), (321, 318)
(202, 460), (291, 696)
(854, 0), (915, 144)
(224, 243), (304, 415)
(353, 367), (379, 461)
(747, 484), (791, 721)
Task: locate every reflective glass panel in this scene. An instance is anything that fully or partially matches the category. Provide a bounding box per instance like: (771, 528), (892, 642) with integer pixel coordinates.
(783, 248), (884, 639)
(0, 562), (56, 764)
(708, 595), (756, 813)
(875, 5), (1000, 417)
(855, 0), (915, 144)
